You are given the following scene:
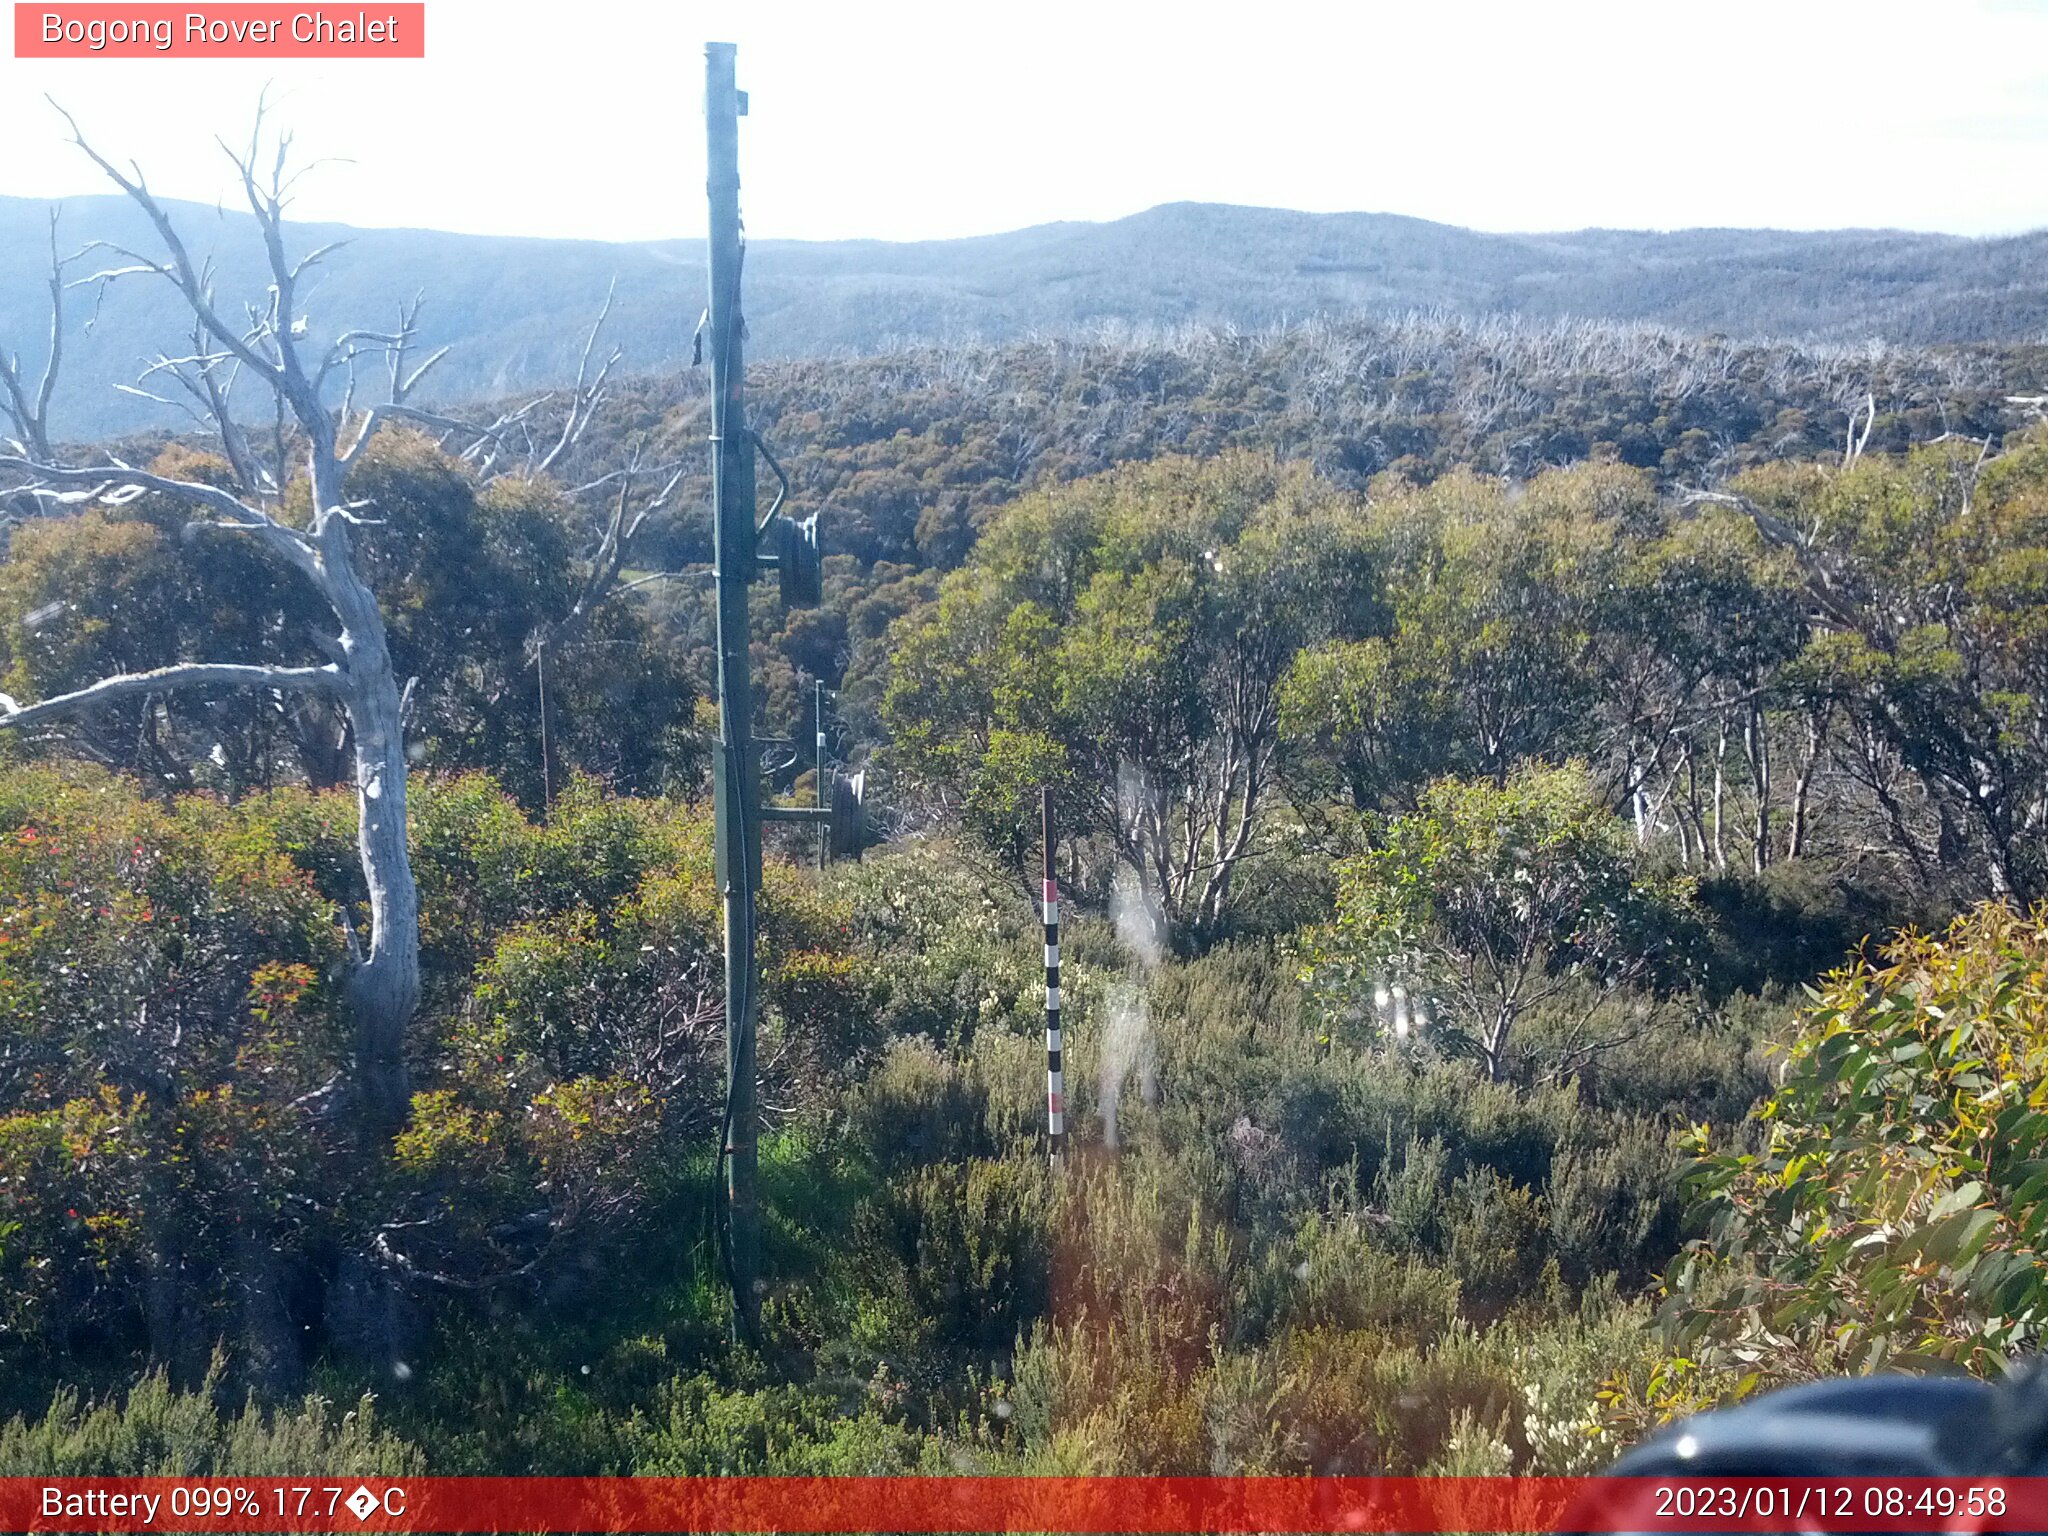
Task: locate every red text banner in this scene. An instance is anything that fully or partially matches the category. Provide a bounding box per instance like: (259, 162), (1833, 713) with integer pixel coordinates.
(3, 1475), (2047, 1532)
(15, 4), (424, 57)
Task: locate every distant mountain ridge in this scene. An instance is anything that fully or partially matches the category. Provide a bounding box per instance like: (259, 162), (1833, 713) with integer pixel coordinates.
(4, 195), (2046, 440)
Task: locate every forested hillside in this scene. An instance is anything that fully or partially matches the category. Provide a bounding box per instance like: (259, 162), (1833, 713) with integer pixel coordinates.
(536, 318), (2048, 787)
(3, 190), (2047, 1481)
(7, 191), (2048, 439)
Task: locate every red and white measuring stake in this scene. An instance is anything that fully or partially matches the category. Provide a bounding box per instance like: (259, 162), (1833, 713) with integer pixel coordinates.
(1041, 789), (1064, 1160)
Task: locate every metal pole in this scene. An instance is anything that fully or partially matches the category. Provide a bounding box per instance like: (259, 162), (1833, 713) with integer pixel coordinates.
(1042, 788), (1064, 1162)
(705, 39), (760, 1340)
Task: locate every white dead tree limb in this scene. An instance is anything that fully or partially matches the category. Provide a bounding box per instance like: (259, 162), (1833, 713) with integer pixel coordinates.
(0, 206), (72, 466)
(328, 273), (663, 683)
(536, 277), (621, 477)
(1844, 390), (1876, 467)
(0, 101), (431, 1137)
(532, 441), (688, 661)
(1680, 487), (1872, 635)
(0, 102), (676, 1124)
(0, 662), (341, 726)
(337, 280), (617, 488)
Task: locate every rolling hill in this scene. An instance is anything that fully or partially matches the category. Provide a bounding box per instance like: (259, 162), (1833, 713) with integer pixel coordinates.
(4, 194), (2046, 441)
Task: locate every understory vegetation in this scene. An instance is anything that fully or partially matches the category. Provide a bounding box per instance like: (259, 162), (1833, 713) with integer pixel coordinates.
(1, 309), (2045, 1476)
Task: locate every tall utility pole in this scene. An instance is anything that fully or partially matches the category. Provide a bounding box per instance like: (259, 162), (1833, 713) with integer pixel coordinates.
(705, 39), (762, 1341)
(701, 39), (860, 1345)
(702, 40), (859, 1345)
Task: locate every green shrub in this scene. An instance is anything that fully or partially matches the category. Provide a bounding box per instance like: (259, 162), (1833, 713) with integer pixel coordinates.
(1443, 1168), (1548, 1310)
(1304, 763), (1700, 1083)
(0, 1359), (423, 1476)
(1693, 859), (1920, 1001)
(966, 1028), (1049, 1157)
(851, 1157), (1050, 1361)
(408, 774), (709, 991)
(1251, 1211), (1462, 1344)
(1545, 1119), (1687, 1286)
(1007, 1312), (1207, 1474)
(827, 842), (1038, 1045)
(1581, 999), (1774, 1124)
(630, 1374), (920, 1475)
(844, 1037), (992, 1171)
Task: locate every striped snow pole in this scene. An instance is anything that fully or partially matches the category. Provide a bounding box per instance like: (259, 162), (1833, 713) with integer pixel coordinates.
(1042, 787), (1064, 1161)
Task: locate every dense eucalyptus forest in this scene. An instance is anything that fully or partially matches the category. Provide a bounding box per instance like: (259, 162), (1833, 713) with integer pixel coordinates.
(0, 131), (2045, 1483)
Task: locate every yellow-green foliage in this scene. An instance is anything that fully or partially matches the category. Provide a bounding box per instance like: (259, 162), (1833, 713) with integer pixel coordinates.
(0, 761), (888, 1393)
(392, 776), (872, 1288)
(0, 765), (345, 1365)
(1663, 903), (2048, 1389)
(1304, 763), (1698, 1082)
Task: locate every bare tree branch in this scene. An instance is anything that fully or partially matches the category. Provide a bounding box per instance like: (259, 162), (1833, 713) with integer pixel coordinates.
(529, 449), (686, 662)
(289, 236), (352, 282)
(0, 207), (69, 463)
(1681, 488), (1872, 634)
(341, 400), (497, 471)
(0, 661), (341, 729)
(1845, 391), (1876, 467)
(49, 99), (286, 388)
(535, 277), (621, 475)
(0, 453), (320, 574)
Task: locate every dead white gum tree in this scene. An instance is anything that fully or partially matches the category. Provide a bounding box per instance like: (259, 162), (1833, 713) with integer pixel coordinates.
(0, 106), (438, 1133)
(0, 105), (672, 1138)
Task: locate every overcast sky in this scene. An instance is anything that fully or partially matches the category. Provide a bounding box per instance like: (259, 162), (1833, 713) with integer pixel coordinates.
(4, 0), (2048, 243)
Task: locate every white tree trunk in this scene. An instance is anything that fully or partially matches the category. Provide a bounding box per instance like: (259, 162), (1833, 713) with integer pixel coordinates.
(338, 624), (420, 1135)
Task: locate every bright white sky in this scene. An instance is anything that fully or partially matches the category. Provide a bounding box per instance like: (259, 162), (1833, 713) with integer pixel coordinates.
(4, 0), (2048, 242)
